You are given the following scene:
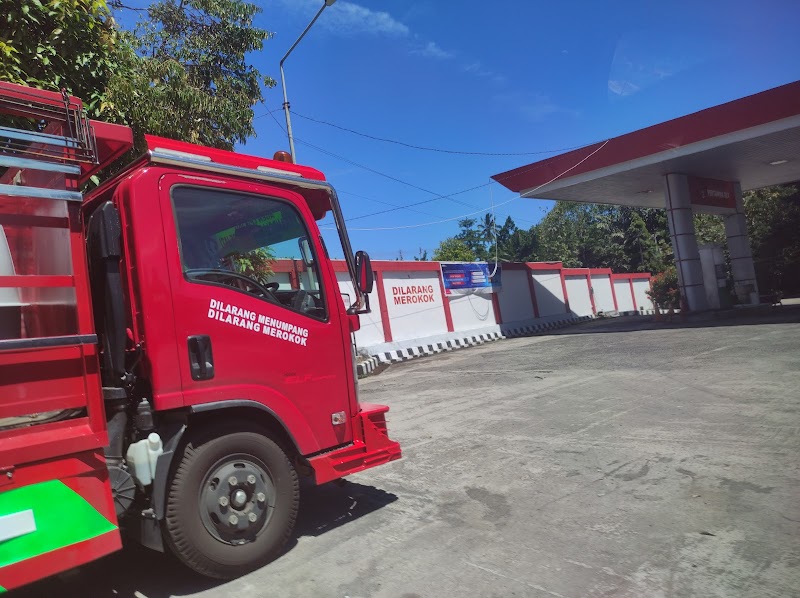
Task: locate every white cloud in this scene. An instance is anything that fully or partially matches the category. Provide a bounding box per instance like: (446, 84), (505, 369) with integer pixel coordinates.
(275, 0), (467, 68)
(606, 30), (717, 98)
(608, 79), (640, 97)
(410, 41), (454, 60)
(460, 61), (506, 85)
(462, 61), (498, 79)
(326, 2), (410, 37)
(276, 0), (409, 37)
(493, 91), (572, 123)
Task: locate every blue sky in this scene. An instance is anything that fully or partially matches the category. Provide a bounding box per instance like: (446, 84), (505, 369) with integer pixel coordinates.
(116, 0), (800, 260)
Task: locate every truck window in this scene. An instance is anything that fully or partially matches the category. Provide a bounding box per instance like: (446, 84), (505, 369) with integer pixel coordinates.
(172, 186), (327, 320)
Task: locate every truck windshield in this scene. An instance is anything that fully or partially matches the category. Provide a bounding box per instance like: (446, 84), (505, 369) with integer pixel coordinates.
(173, 186), (326, 320)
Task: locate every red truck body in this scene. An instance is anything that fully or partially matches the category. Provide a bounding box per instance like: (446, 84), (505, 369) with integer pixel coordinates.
(0, 81), (399, 592)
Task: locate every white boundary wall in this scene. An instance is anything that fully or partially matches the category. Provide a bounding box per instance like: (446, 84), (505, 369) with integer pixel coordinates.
(614, 279), (635, 312)
(565, 275), (593, 317)
(532, 270), (566, 317)
(497, 270), (535, 323)
(336, 272), (385, 348)
(449, 292), (497, 332)
(326, 260), (650, 354)
(591, 274), (616, 313)
(632, 279), (655, 311)
(382, 271), (448, 343)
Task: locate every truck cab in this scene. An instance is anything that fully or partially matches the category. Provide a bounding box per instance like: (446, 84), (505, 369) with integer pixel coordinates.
(86, 136), (368, 453)
(0, 82), (400, 588)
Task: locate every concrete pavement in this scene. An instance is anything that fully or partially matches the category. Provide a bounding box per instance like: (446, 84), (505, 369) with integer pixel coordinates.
(16, 308), (800, 597)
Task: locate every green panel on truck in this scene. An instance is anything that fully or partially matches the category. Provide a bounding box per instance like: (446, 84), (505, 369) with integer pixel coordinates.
(0, 480), (117, 568)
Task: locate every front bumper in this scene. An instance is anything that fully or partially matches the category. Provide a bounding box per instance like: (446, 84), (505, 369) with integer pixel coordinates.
(308, 403), (401, 485)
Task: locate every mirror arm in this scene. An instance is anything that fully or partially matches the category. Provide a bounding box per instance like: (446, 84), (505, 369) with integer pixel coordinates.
(347, 293), (370, 315)
(328, 187), (365, 312)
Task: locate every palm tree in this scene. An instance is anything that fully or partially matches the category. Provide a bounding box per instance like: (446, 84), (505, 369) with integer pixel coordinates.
(478, 213), (496, 259)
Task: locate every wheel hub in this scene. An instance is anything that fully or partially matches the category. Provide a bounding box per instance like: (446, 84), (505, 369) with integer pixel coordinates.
(232, 489), (247, 508)
(200, 456), (276, 545)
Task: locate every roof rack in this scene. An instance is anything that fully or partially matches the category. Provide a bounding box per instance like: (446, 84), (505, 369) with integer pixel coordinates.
(0, 83), (98, 201)
(0, 85), (98, 164)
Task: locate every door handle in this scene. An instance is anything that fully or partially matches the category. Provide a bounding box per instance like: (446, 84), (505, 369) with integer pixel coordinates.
(188, 335), (214, 381)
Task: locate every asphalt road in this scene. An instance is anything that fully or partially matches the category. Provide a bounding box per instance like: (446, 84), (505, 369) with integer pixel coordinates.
(15, 308), (800, 597)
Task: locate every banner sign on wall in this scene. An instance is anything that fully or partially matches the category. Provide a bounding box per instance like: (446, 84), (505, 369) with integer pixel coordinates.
(440, 262), (501, 295)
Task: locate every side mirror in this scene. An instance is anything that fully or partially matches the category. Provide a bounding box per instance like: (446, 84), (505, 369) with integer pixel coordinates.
(355, 250), (374, 294)
(298, 237), (315, 267)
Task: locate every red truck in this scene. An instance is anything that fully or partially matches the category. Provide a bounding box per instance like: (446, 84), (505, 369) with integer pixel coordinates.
(0, 82), (400, 591)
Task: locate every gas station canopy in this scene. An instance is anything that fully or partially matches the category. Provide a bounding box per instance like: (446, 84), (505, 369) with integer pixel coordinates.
(492, 81), (800, 210)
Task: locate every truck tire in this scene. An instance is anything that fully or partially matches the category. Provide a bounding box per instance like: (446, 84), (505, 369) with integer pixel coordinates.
(163, 423), (299, 579)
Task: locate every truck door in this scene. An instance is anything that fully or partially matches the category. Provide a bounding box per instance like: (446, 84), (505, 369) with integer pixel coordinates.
(160, 176), (354, 452)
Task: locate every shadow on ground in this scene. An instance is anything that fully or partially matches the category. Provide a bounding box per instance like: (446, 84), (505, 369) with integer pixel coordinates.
(550, 304), (800, 336)
(10, 480), (397, 598)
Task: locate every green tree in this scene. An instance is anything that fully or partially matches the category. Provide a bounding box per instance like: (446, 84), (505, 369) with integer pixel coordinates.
(693, 213), (726, 245)
(499, 228), (538, 262)
(532, 203), (670, 272)
(478, 213), (496, 250)
(535, 203), (624, 268)
(533, 202), (579, 265)
(432, 238), (476, 262)
(622, 209), (665, 272)
(484, 216), (538, 263)
(224, 247), (275, 284)
(495, 216), (517, 247)
(0, 0), (123, 116)
(452, 214), (539, 263)
(590, 206), (627, 269)
(106, 0), (274, 151)
(454, 217), (488, 260)
(744, 185), (800, 294)
(647, 266), (680, 309)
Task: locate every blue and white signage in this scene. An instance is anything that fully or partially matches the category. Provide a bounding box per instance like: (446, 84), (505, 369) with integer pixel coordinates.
(440, 262), (501, 295)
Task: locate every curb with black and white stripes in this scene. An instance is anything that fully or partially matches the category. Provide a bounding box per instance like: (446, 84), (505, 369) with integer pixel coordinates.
(355, 314), (600, 378)
(616, 309), (657, 316)
(360, 331), (505, 374)
(500, 314), (593, 338)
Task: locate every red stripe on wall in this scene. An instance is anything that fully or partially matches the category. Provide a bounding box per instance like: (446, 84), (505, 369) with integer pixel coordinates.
(610, 275), (619, 311)
(560, 269), (570, 313)
(438, 271), (455, 333)
(374, 270), (393, 342)
(491, 292), (503, 324)
(525, 267), (540, 318)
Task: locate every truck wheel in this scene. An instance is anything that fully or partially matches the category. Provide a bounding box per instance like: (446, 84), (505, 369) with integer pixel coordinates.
(163, 423), (299, 579)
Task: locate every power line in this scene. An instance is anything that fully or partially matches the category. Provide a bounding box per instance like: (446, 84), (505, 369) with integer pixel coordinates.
(262, 103), (562, 228)
(342, 180), (494, 222)
(291, 127), (600, 224)
(338, 189), (440, 220)
(343, 140), (610, 231)
(274, 114), (490, 218)
(340, 188), (537, 227)
(253, 107), (285, 120)
(263, 107), (484, 214)
(109, 2), (147, 13)
(293, 136), (479, 212)
(291, 110), (601, 157)
(327, 141), (577, 224)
